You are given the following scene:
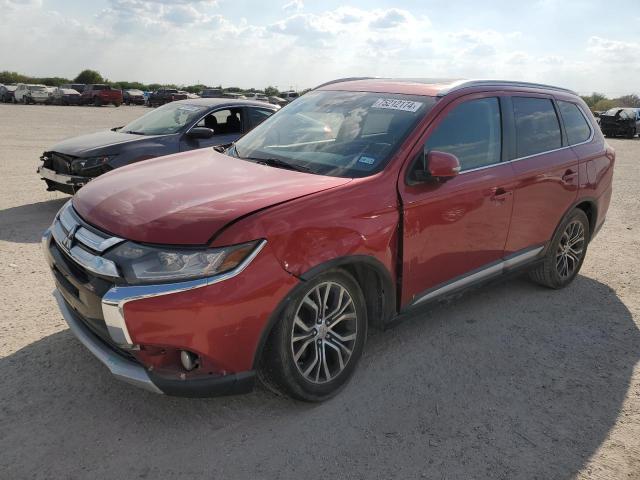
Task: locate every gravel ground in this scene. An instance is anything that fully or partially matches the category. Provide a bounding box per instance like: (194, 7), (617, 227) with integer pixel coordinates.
(0, 103), (639, 479)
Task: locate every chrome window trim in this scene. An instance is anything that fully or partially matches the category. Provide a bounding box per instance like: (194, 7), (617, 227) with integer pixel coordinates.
(458, 118), (595, 176)
(101, 240), (267, 347)
(410, 246), (544, 307)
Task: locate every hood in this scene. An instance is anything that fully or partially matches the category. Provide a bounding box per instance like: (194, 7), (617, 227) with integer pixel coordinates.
(73, 149), (351, 245)
(50, 130), (165, 157)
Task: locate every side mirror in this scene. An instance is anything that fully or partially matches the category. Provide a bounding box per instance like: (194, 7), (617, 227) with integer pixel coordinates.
(187, 127), (215, 139)
(412, 150), (461, 183)
(427, 150), (461, 179)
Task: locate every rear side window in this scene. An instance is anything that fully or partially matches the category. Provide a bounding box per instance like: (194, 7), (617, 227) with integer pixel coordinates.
(425, 97), (502, 171)
(248, 108), (274, 128)
(558, 101), (591, 145)
(513, 97), (562, 158)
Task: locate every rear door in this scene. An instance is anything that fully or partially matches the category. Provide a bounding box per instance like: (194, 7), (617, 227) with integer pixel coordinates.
(398, 93), (516, 307)
(503, 95), (579, 255)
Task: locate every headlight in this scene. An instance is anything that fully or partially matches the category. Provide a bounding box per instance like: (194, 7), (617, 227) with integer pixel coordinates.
(104, 240), (263, 284)
(71, 155), (115, 173)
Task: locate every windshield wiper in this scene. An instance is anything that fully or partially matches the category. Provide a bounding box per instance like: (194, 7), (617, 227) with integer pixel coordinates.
(244, 156), (313, 173)
(123, 130), (146, 135)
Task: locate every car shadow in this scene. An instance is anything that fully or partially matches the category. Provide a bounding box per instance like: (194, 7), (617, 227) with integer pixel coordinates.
(0, 198), (67, 243)
(1, 275), (637, 479)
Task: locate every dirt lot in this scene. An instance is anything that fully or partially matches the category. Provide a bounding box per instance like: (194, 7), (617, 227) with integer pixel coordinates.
(0, 103), (639, 479)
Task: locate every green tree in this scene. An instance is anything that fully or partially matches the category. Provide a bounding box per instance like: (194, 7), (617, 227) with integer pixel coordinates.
(614, 94), (640, 108)
(593, 99), (616, 112)
(581, 92), (607, 108)
(264, 85), (279, 97)
(74, 69), (104, 84)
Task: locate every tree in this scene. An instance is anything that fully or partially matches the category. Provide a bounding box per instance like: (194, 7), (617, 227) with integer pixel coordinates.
(264, 85), (279, 97)
(74, 69), (104, 84)
(581, 92), (607, 109)
(592, 99), (616, 112)
(614, 94), (640, 108)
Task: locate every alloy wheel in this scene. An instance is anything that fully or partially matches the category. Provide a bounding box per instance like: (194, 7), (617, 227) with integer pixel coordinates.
(556, 220), (585, 278)
(290, 281), (358, 384)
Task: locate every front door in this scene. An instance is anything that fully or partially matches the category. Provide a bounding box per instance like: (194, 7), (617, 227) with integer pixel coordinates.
(181, 107), (246, 151)
(398, 94), (515, 307)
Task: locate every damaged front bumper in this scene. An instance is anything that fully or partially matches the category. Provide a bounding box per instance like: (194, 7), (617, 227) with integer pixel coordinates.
(37, 166), (90, 193)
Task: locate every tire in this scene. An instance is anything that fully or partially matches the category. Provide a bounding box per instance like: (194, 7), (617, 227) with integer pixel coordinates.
(93, 96), (102, 107)
(529, 209), (590, 289)
(258, 269), (368, 401)
(22, 96), (28, 104)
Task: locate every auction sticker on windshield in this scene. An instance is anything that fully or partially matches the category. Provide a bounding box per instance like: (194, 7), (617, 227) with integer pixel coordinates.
(372, 98), (423, 112)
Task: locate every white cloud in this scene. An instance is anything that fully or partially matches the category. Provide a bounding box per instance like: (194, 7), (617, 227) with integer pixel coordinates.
(0, 2), (638, 96)
(282, 0), (303, 13)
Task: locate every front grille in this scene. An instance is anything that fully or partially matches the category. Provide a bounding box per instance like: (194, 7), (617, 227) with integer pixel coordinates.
(47, 152), (77, 174)
(47, 202), (131, 356)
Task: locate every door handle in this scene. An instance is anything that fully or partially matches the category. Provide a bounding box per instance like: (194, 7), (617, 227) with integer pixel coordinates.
(490, 187), (511, 202)
(562, 169), (578, 182)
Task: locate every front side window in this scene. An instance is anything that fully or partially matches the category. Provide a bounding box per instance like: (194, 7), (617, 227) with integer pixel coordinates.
(197, 108), (243, 134)
(424, 97), (502, 172)
(120, 103), (208, 135)
(558, 101), (591, 145)
(513, 97), (562, 158)
(231, 90), (435, 178)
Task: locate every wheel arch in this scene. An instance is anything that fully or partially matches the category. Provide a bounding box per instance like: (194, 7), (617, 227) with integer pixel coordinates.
(573, 198), (598, 237)
(252, 255), (396, 370)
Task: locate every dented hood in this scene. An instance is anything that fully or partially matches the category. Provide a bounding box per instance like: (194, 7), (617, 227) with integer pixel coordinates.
(73, 149), (350, 245)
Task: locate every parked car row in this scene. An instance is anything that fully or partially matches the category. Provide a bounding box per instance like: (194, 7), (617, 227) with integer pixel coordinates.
(39, 77), (614, 402)
(0, 82), (298, 108)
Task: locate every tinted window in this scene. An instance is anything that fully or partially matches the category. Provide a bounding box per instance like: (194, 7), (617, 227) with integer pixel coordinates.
(425, 97), (502, 171)
(558, 101), (591, 145)
(513, 97), (561, 157)
(197, 108), (243, 134)
(248, 108), (274, 128)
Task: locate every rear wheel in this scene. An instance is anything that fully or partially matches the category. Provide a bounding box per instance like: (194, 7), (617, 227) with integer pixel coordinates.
(627, 128), (636, 139)
(529, 209), (590, 289)
(259, 270), (367, 401)
(113, 101), (121, 107)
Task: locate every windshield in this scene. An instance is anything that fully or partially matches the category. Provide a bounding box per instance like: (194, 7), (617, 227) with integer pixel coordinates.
(29, 86), (46, 91)
(231, 90), (435, 177)
(120, 102), (207, 135)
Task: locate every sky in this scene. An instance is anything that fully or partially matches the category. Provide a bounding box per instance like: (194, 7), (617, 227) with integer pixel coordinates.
(0, 0), (639, 96)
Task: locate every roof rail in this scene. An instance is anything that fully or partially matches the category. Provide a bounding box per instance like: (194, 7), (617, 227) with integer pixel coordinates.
(313, 77), (377, 90)
(437, 79), (577, 96)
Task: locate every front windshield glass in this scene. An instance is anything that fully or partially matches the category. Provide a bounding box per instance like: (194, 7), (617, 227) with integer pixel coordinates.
(231, 90), (436, 177)
(29, 86), (45, 91)
(120, 103), (207, 135)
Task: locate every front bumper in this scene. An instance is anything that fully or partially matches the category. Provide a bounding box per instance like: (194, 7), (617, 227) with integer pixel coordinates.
(37, 166), (90, 191)
(41, 208), (289, 397)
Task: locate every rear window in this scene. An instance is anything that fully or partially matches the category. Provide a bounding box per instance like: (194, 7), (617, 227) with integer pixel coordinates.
(513, 97), (562, 158)
(92, 85), (109, 91)
(558, 101), (591, 145)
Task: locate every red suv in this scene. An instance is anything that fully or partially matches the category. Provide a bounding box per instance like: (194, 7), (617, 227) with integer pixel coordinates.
(43, 78), (615, 401)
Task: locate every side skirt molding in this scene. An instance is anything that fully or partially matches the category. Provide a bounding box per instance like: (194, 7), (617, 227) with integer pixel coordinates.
(408, 245), (544, 308)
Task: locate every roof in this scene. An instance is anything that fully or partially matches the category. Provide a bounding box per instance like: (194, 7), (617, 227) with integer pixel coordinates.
(316, 77), (577, 97)
(172, 98), (279, 109)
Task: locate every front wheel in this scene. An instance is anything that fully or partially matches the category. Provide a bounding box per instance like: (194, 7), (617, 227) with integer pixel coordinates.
(94, 97), (102, 107)
(529, 209), (590, 289)
(259, 270), (367, 401)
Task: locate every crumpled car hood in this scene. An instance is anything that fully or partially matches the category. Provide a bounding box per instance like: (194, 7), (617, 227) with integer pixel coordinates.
(73, 148), (351, 245)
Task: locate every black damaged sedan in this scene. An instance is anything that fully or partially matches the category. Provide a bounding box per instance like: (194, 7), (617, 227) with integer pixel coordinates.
(37, 98), (278, 194)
